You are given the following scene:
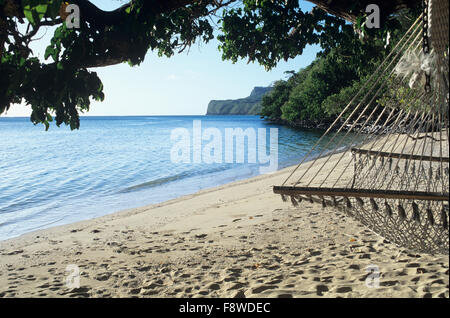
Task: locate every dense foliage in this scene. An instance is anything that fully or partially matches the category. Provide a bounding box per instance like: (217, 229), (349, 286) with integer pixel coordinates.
(260, 9), (420, 127)
(0, 0), (420, 129)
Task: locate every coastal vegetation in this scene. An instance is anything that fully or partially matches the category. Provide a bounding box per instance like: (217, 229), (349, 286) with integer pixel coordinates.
(260, 8), (421, 128)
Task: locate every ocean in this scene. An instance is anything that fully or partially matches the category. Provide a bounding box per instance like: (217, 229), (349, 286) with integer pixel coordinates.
(0, 115), (346, 240)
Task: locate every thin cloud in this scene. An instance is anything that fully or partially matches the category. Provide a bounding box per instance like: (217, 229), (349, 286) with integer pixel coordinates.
(166, 74), (181, 81)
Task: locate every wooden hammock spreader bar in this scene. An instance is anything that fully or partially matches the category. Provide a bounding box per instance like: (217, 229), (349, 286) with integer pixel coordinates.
(350, 148), (450, 162)
(273, 186), (449, 201)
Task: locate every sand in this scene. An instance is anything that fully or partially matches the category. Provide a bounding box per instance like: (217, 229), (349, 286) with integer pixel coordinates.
(0, 150), (448, 298)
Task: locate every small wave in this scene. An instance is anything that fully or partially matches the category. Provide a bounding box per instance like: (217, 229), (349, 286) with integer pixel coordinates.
(120, 172), (192, 193)
(119, 165), (237, 194)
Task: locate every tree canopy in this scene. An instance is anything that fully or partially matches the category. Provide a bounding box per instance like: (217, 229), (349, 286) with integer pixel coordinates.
(260, 7), (420, 127)
(0, 0), (420, 129)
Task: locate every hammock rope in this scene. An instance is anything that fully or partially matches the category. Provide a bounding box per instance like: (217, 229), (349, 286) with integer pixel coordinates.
(274, 1), (449, 254)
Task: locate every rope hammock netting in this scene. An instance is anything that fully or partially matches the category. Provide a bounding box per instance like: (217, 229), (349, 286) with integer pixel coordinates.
(274, 0), (449, 254)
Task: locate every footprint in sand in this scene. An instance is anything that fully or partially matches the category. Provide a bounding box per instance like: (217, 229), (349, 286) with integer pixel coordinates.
(348, 264), (360, 270)
(336, 286), (352, 293)
(380, 280), (399, 287)
(234, 290), (246, 298)
(208, 283), (221, 291)
(316, 284), (329, 296)
(227, 282), (246, 291)
(94, 272), (112, 281)
(309, 250), (321, 257)
(6, 250), (24, 255)
(252, 285), (278, 294)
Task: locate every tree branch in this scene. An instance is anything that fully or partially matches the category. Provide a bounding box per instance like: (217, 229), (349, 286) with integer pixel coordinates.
(69, 0), (229, 68)
(2, 0), (422, 69)
(70, 0), (199, 27)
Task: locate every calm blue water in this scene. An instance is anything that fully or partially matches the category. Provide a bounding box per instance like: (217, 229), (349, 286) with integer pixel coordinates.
(0, 115), (341, 240)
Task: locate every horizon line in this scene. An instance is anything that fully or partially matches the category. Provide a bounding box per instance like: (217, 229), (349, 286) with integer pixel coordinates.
(0, 114), (262, 119)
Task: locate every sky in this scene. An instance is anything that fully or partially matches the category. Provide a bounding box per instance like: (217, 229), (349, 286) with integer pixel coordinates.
(3, 0), (320, 117)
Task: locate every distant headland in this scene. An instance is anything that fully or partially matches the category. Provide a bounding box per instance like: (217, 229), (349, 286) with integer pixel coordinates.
(206, 86), (273, 115)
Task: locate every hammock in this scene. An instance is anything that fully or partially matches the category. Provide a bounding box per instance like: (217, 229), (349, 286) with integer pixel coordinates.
(274, 0), (449, 255)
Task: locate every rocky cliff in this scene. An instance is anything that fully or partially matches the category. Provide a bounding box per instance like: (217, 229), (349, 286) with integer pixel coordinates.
(206, 86), (273, 115)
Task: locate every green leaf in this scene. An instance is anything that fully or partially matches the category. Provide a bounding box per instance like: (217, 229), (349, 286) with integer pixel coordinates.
(23, 5), (36, 25)
(35, 4), (49, 19)
(22, 2), (49, 25)
(44, 46), (55, 60)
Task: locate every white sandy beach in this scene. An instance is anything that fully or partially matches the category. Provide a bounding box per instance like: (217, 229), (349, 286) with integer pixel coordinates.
(0, 148), (448, 298)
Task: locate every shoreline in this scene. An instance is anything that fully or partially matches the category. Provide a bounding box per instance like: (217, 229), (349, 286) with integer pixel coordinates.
(0, 152), (448, 298)
(0, 114), (309, 242)
(0, 142), (342, 244)
(0, 163), (297, 244)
